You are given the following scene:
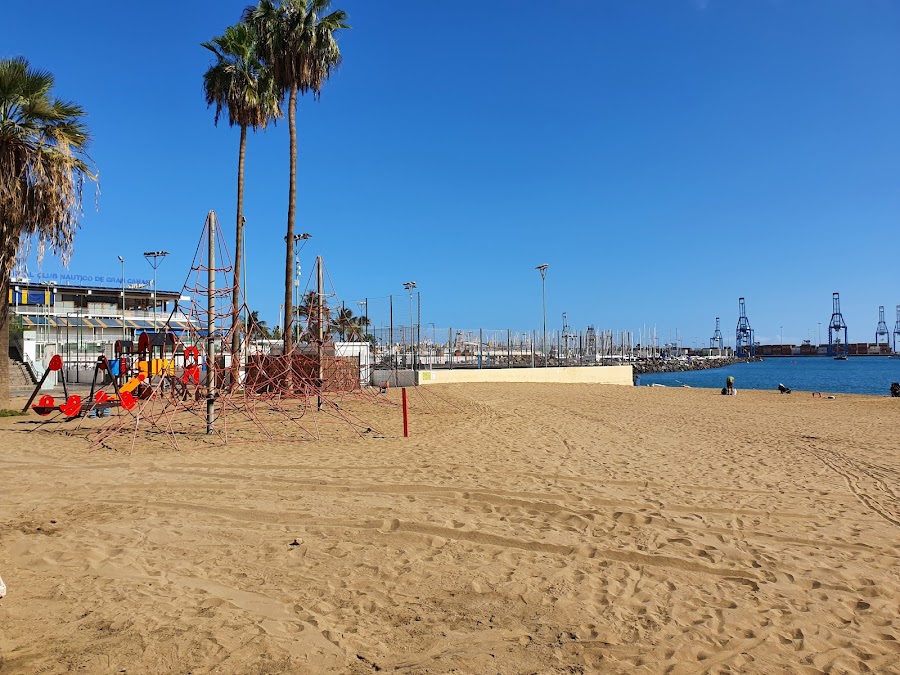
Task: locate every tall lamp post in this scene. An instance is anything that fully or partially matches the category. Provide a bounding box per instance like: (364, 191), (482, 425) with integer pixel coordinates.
(356, 300), (368, 342)
(286, 233), (312, 342)
(535, 264), (549, 366)
(118, 256), (126, 345)
(143, 250), (169, 332)
(403, 281), (417, 370)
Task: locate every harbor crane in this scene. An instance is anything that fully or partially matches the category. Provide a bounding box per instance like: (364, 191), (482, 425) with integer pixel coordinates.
(827, 292), (848, 357)
(735, 298), (754, 357)
(709, 317), (723, 352)
(875, 305), (890, 345)
(894, 305), (900, 353)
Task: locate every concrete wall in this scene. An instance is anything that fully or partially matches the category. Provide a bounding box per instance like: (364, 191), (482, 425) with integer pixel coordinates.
(372, 369), (417, 387)
(416, 365), (633, 386)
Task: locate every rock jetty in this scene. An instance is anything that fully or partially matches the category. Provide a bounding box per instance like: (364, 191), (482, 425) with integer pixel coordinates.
(632, 356), (762, 375)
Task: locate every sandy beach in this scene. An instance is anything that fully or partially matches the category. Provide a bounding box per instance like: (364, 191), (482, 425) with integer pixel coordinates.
(1, 383), (898, 674)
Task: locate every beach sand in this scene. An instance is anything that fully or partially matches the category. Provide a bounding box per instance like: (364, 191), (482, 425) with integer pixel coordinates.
(1, 383), (898, 674)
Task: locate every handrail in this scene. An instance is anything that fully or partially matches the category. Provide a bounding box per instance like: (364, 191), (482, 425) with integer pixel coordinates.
(9, 333), (25, 360)
(22, 353), (40, 384)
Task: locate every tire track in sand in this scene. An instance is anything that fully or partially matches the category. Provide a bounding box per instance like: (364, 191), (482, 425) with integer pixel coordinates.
(802, 440), (900, 529)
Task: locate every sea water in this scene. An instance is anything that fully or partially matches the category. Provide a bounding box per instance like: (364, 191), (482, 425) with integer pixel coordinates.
(638, 356), (900, 396)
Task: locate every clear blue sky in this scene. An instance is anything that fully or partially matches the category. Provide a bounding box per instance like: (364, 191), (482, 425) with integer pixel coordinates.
(4, 0), (899, 347)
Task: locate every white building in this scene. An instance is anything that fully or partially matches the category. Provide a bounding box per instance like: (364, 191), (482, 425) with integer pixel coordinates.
(8, 278), (194, 365)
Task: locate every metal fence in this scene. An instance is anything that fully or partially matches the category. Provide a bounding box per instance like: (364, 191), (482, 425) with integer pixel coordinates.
(368, 324), (664, 370)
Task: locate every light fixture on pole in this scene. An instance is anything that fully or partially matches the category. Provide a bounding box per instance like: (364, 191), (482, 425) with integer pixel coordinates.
(285, 233), (312, 341)
(143, 250), (169, 332)
(118, 255), (126, 346)
(535, 264), (549, 367)
(403, 281), (417, 369)
(356, 300), (367, 341)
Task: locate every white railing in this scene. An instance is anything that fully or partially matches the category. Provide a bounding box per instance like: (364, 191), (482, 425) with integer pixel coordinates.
(14, 307), (195, 322)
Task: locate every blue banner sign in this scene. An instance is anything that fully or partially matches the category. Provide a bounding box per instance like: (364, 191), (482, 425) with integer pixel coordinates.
(35, 271), (152, 286)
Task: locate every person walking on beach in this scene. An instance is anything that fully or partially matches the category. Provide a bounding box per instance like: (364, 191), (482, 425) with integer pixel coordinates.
(726, 375), (735, 395)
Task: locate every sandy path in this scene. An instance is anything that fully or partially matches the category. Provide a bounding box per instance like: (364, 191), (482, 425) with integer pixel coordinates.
(0, 384), (898, 673)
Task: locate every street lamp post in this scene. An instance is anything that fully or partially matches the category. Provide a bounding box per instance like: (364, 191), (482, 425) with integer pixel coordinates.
(143, 251), (169, 332)
(403, 281), (417, 370)
(535, 264), (548, 366)
(118, 256), (126, 346)
(286, 233), (312, 343)
(356, 300), (366, 340)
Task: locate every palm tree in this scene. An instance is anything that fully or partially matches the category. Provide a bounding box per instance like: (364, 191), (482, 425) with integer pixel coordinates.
(0, 57), (97, 408)
(241, 309), (271, 338)
(202, 22), (281, 358)
(243, 0), (349, 355)
(296, 290), (333, 341)
(334, 306), (367, 341)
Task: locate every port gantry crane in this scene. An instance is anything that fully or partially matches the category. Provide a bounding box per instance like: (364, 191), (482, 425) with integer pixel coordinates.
(828, 292), (848, 357)
(735, 298), (754, 357)
(894, 306), (900, 353)
(875, 305), (890, 346)
(709, 317), (723, 352)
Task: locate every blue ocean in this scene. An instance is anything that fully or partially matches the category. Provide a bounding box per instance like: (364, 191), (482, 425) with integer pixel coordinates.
(637, 356), (900, 396)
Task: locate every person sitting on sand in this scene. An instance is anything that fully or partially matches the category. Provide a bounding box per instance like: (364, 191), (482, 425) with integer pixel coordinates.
(726, 375), (735, 395)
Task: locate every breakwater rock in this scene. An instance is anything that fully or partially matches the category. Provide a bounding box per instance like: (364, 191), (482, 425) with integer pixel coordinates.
(632, 356), (762, 376)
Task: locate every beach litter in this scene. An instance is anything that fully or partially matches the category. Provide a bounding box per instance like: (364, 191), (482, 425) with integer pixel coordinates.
(0, 575), (6, 598)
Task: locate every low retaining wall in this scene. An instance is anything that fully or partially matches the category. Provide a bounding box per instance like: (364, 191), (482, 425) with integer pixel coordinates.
(372, 369), (417, 387)
(416, 365), (633, 386)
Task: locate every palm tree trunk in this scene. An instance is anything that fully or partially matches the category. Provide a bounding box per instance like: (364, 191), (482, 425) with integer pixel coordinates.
(283, 84), (298, 356)
(231, 124), (248, 363)
(0, 282), (10, 409)
(0, 239), (15, 408)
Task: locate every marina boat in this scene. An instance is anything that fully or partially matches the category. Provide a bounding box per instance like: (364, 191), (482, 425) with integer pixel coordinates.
(833, 354), (848, 360)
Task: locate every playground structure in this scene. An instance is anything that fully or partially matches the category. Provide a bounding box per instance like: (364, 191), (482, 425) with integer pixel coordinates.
(23, 211), (389, 449)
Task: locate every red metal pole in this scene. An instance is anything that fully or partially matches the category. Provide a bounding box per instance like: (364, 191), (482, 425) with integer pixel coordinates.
(402, 387), (409, 437)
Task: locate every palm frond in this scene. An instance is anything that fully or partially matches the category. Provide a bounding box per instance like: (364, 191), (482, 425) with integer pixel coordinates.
(0, 57), (97, 285)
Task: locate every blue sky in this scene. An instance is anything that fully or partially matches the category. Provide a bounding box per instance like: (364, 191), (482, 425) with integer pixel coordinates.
(4, 0), (899, 347)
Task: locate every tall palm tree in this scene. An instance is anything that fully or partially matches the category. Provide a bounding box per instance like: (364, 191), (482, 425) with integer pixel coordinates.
(296, 289), (333, 341)
(243, 0), (349, 355)
(334, 306), (367, 341)
(0, 57), (97, 408)
(243, 309), (271, 338)
(202, 22), (281, 358)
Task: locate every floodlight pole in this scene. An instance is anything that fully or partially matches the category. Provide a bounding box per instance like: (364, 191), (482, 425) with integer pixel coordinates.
(143, 250), (169, 332)
(118, 256), (126, 345)
(403, 281), (417, 371)
(536, 264), (549, 366)
(286, 233), (311, 344)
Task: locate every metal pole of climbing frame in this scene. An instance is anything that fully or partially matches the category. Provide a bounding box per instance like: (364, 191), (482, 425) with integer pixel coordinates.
(207, 210), (216, 435)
